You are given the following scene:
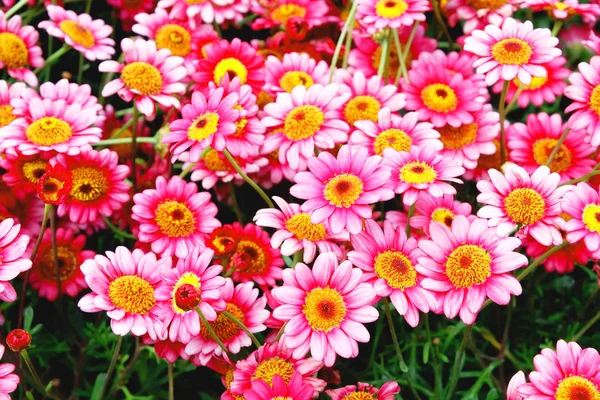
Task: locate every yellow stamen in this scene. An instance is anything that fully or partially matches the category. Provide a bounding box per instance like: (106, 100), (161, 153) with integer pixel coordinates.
(285, 213), (327, 241)
(421, 83), (458, 113)
(21, 159), (47, 185)
(279, 71), (314, 93)
(108, 275), (156, 314)
(187, 112), (220, 141)
(234, 240), (267, 273)
(344, 95), (381, 126)
(0, 32), (29, 69)
(35, 245), (78, 281)
(200, 303), (244, 342)
(121, 62), (163, 96)
(555, 376), (600, 400)
(154, 200), (196, 237)
(0, 105), (17, 128)
(70, 167), (107, 202)
(591, 84), (600, 118)
(466, 0), (506, 10)
(375, 0), (408, 18)
(438, 123), (477, 149)
(26, 117), (73, 146)
(532, 138), (572, 172)
(253, 358), (295, 386)
(513, 74), (548, 90)
(445, 244), (492, 288)
(582, 204), (600, 234)
(431, 207), (455, 228)
(374, 250), (418, 290)
(400, 161), (437, 184)
(270, 4), (307, 24)
(491, 38), (533, 65)
(283, 105), (324, 141)
(303, 287), (346, 332)
(504, 188), (546, 225)
(155, 24), (192, 57)
(214, 58), (248, 85)
(59, 20), (95, 48)
(171, 272), (201, 314)
(323, 173), (364, 207)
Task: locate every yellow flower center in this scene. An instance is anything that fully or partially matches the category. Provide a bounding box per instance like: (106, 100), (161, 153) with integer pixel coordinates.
(187, 0), (208, 3)
(35, 245), (79, 281)
(22, 159), (48, 185)
(26, 117), (73, 146)
(421, 83), (458, 113)
(187, 111), (220, 141)
(323, 173), (364, 207)
(344, 95), (381, 126)
(270, 4), (307, 24)
(203, 149), (229, 171)
(438, 123), (477, 149)
(375, 0), (408, 18)
(214, 57), (248, 85)
(491, 38), (533, 65)
(108, 128), (134, 158)
(171, 272), (201, 314)
(0, 32), (29, 69)
(431, 207), (456, 228)
(0, 105), (16, 128)
(200, 303), (244, 342)
(279, 71), (314, 93)
(154, 200), (196, 237)
(70, 166), (108, 202)
(343, 393), (376, 400)
(532, 138), (572, 173)
(285, 213), (327, 241)
(555, 376), (600, 400)
(400, 161), (437, 184)
(373, 128), (412, 155)
(253, 358), (295, 386)
(445, 244), (492, 288)
(155, 24), (192, 57)
(374, 250), (418, 290)
(283, 105), (324, 141)
(582, 204), (600, 234)
(233, 104), (247, 137)
(108, 275), (156, 315)
(303, 287), (347, 332)
(234, 240), (267, 273)
(591, 84), (600, 118)
(59, 20), (95, 48)
(477, 139), (501, 170)
(121, 62), (163, 96)
(504, 188), (546, 225)
(466, 0), (506, 10)
(513, 74), (548, 90)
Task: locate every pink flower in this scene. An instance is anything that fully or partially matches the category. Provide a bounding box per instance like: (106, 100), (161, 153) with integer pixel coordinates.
(521, 0), (600, 23)
(265, 52), (330, 95)
(0, 345), (19, 398)
(254, 196), (345, 264)
(154, 248), (226, 344)
(0, 218), (31, 302)
(565, 56), (600, 146)
(272, 253), (379, 367)
(584, 30), (600, 54)
(162, 88), (239, 163)
(356, 0), (429, 34)
(0, 81), (24, 129)
(38, 5), (115, 61)
(347, 219), (437, 327)
(522, 235), (589, 274)
(507, 371), (526, 400)
(476, 164), (569, 246)
(158, 0), (249, 25)
(250, 0), (335, 31)
(445, 0), (520, 34)
(0, 11), (44, 87)
(100, 38), (187, 119)
(464, 18), (561, 86)
(562, 182), (600, 258)
(409, 193), (473, 235)
(132, 175), (220, 258)
(518, 340), (600, 399)
(261, 84), (350, 170)
(188, 150), (268, 190)
(417, 216), (527, 324)
(383, 145), (465, 206)
(327, 381), (400, 400)
(245, 372), (313, 400)
(78, 247), (171, 339)
(290, 145), (394, 234)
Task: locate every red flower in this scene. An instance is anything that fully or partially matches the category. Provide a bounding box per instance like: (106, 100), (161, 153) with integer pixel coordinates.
(6, 329), (31, 352)
(37, 164), (72, 205)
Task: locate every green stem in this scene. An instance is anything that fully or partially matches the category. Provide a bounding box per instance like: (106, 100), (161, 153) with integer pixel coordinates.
(108, 118), (135, 141)
(49, 205), (62, 300)
(179, 163), (196, 178)
(274, 322), (287, 343)
(291, 250), (303, 267)
(392, 29), (405, 85)
(130, 107), (139, 195)
(77, 52), (85, 84)
(34, 45), (70, 75)
(498, 80), (510, 166)
(228, 182), (244, 224)
(406, 203), (415, 237)
(222, 148), (274, 208)
(430, 0), (454, 49)
(5, 0), (29, 18)
(398, 23), (419, 84)
(572, 310), (600, 342)
(551, 20), (563, 37)
(425, 315), (444, 400)
(329, 0), (359, 82)
(98, 336), (123, 400)
(22, 350), (62, 400)
(516, 242), (568, 282)
(196, 307), (231, 357)
(115, 107), (134, 117)
(504, 84), (525, 114)
(444, 324), (474, 400)
(377, 32), (391, 78)
(222, 311), (262, 348)
(84, 0), (92, 13)
(545, 127), (570, 168)
(383, 298), (423, 400)
(93, 136), (156, 147)
(103, 216), (137, 240)
(167, 363), (174, 400)
(342, 13), (355, 69)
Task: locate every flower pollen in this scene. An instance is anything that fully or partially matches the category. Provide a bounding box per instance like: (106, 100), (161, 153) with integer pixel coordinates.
(421, 83), (458, 113)
(26, 117), (73, 146)
(467, 0), (506, 10)
(200, 303), (243, 342)
(582, 204), (600, 234)
(431, 207), (456, 227)
(0, 32), (28, 69)
(504, 188), (546, 225)
(285, 213), (327, 241)
(532, 138), (572, 172)
(270, 4), (307, 24)
(373, 128), (412, 155)
(0, 104), (16, 128)
(445, 244), (492, 288)
(303, 287), (347, 332)
(214, 57), (248, 85)
(513, 74), (548, 90)
(121, 62), (163, 96)
(344, 95), (381, 126)
(279, 71), (314, 93)
(438, 123), (477, 149)
(591, 85), (600, 117)
(375, 0), (409, 18)
(555, 376), (600, 400)
(283, 105), (324, 140)
(374, 250), (418, 290)
(253, 358), (295, 386)
(108, 275), (156, 314)
(187, 112), (220, 141)
(344, 393), (377, 400)
(400, 161), (437, 184)
(70, 167), (107, 202)
(154, 200), (196, 237)
(59, 20), (95, 48)
(231, 240), (266, 273)
(491, 38), (533, 65)
(323, 173), (364, 207)
(155, 24), (191, 57)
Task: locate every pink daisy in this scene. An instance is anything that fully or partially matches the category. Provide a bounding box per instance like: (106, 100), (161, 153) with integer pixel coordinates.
(0, 218), (31, 302)
(0, 345), (19, 399)
(29, 227), (94, 301)
(356, 0), (429, 34)
(77, 246), (171, 338)
(132, 175), (220, 258)
(188, 150), (268, 190)
(162, 88), (240, 163)
(158, 0), (249, 25)
(507, 112), (595, 183)
(476, 164), (569, 246)
(350, 108), (441, 157)
(0, 98), (101, 156)
(0, 151), (52, 196)
(106, 0), (156, 29)
(38, 5), (115, 61)
(522, 0), (600, 23)
(154, 248), (226, 344)
(492, 56), (570, 108)
(464, 17), (562, 86)
(245, 372), (313, 400)
(0, 11), (44, 87)
(417, 215), (527, 324)
(0, 81), (24, 129)
(143, 335), (189, 364)
(565, 55), (600, 146)
(272, 252), (379, 367)
(445, 0), (520, 34)
(253, 196), (345, 264)
(100, 38), (186, 119)
(347, 219), (437, 327)
(290, 145), (394, 235)
(507, 372), (526, 400)
(401, 65), (485, 127)
(184, 278), (269, 365)
(230, 342), (326, 397)
(522, 234), (589, 274)
(518, 340), (600, 399)
(261, 84), (350, 170)
(250, 0), (335, 31)
(562, 182), (600, 258)
(410, 193), (473, 235)
(327, 381), (400, 400)
(52, 148), (130, 225)
(584, 30), (600, 54)
(382, 145), (465, 206)
(264, 52), (330, 95)
(335, 69), (406, 127)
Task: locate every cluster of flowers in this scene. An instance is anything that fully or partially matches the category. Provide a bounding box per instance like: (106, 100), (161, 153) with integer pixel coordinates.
(0, 0), (598, 398)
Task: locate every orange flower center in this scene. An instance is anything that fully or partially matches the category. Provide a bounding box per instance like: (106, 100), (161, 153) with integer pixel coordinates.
(285, 213), (327, 241)
(214, 58), (248, 85)
(283, 105), (324, 140)
(591, 84), (600, 118)
(555, 376), (600, 400)
(445, 244), (492, 288)
(0, 104), (17, 128)
(432, 207), (456, 227)
(35, 245), (79, 281)
(188, 111), (220, 141)
(0, 32), (29, 69)
(26, 117), (73, 146)
(154, 200), (196, 237)
(532, 138), (572, 173)
(270, 4), (307, 24)
(303, 287), (347, 332)
(59, 20), (95, 48)
(400, 161), (437, 184)
(231, 240), (267, 273)
(22, 159), (48, 185)
(375, 0), (408, 18)
(466, 0), (506, 10)
(155, 24), (192, 57)
(323, 173), (364, 207)
(121, 62), (163, 96)
(582, 204), (600, 234)
(374, 250), (418, 290)
(279, 71), (314, 93)
(421, 84), (458, 112)
(491, 38), (533, 65)
(504, 188), (546, 225)
(438, 123), (477, 149)
(108, 275), (156, 314)
(70, 166), (107, 202)
(200, 303), (244, 342)
(253, 358), (295, 386)
(344, 95), (381, 126)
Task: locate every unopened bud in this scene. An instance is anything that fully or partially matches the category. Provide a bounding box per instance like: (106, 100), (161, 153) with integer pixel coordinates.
(6, 329), (31, 352)
(174, 283), (201, 311)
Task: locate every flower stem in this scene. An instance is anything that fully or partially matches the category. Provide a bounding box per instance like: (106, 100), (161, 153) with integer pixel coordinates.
(406, 203), (415, 237)
(98, 336), (123, 400)
(84, 0), (92, 13)
(551, 20), (563, 37)
(196, 307), (231, 357)
(572, 310), (600, 342)
(168, 362), (175, 400)
(222, 148), (274, 208)
(22, 349), (62, 400)
(430, 0), (454, 49)
(383, 298), (423, 400)
(228, 182), (244, 224)
(77, 52), (85, 84)
(274, 322), (287, 342)
(504, 84), (524, 114)
(444, 324), (474, 400)
(545, 127), (570, 168)
(498, 80), (510, 165)
(93, 136), (156, 147)
(392, 29), (406, 85)
(102, 216), (137, 240)
(561, 168), (600, 186)
(49, 205), (62, 301)
(425, 315), (444, 400)
(130, 107), (140, 194)
(329, 0), (359, 82)
(5, 0), (29, 18)
(222, 311), (262, 348)
(397, 23), (419, 84)
(377, 31), (391, 78)
(516, 242), (568, 282)
(291, 250), (303, 267)
(34, 45), (70, 75)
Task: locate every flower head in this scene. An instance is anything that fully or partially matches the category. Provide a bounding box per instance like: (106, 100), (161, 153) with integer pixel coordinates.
(265, 52), (330, 95)
(327, 381), (401, 400)
(37, 163), (72, 205)
(562, 182), (600, 258)
(245, 372), (313, 400)
(6, 329), (31, 353)
(410, 193), (473, 235)
(251, 0), (336, 31)
(356, 0), (429, 34)
(565, 56), (600, 146)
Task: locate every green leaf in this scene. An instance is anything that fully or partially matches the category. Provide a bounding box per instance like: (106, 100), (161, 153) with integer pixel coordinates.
(464, 360), (504, 398)
(423, 341), (430, 364)
(90, 373), (107, 400)
(25, 391), (35, 400)
(23, 307), (34, 332)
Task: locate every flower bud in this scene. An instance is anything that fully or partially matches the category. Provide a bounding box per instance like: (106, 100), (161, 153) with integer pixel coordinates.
(37, 164), (72, 205)
(174, 283), (201, 311)
(6, 329), (31, 352)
